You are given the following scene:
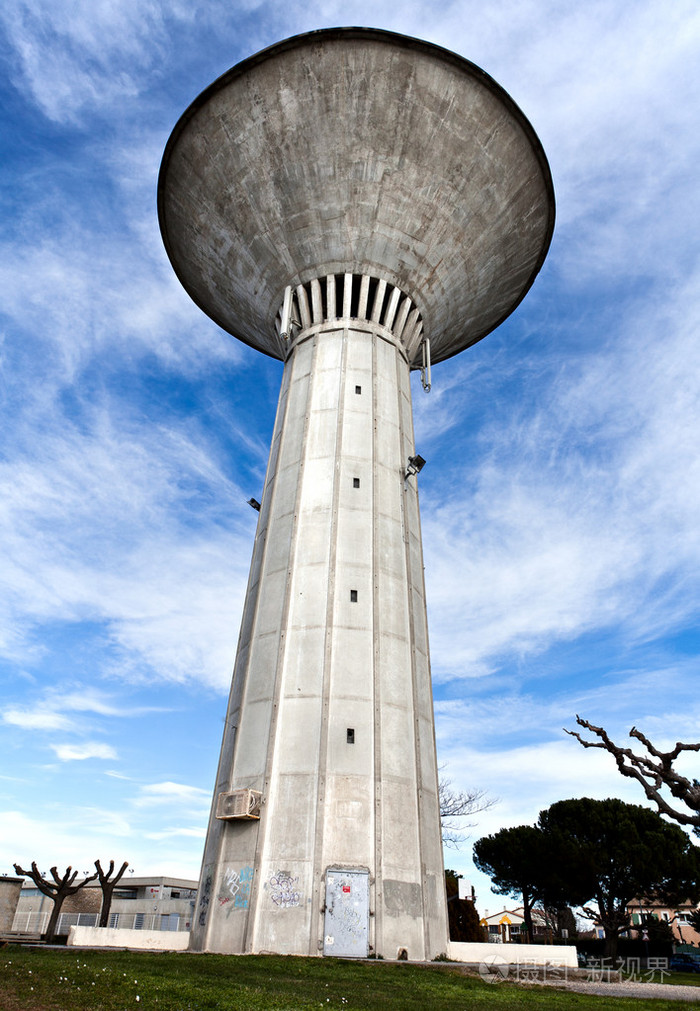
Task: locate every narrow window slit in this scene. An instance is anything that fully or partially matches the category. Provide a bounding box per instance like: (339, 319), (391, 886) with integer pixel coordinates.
(347, 728), (355, 745)
(350, 590), (358, 602)
(353, 478), (360, 488)
(349, 275), (361, 319)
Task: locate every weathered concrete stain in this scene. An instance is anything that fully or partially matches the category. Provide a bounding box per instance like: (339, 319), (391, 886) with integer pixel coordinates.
(383, 879), (422, 917)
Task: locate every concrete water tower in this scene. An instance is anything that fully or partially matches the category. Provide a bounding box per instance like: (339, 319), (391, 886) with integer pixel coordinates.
(158, 27), (554, 959)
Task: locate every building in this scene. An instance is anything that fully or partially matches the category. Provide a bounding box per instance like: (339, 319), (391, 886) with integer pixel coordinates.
(0, 876), (23, 934)
(480, 907), (549, 943)
(158, 27), (554, 960)
(627, 899), (700, 947)
(13, 876), (197, 935)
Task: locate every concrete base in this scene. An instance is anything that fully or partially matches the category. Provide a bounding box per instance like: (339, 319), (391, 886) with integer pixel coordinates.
(67, 926), (190, 951)
(448, 941), (578, 968)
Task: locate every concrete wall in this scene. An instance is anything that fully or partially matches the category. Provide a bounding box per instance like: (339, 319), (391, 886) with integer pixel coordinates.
(17, 884), (101, 916)
(68, 925), (190, 950)
(448, 941), (578, 968)
(0, 877), (23, 932)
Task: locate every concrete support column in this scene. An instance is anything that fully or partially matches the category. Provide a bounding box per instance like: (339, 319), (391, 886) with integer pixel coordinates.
(189, 316), (447, 959)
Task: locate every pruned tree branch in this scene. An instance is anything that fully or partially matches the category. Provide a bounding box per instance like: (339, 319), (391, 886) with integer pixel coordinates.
(95, 859), (129, 928)
(94, 859), (129, 887)
(12, 862), (93, 897)
(13, 862), (98, 941)
(578, 901), (629, 935)
(564, 716), (700, 829)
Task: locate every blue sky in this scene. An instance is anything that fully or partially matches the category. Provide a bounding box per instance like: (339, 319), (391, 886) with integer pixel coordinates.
(1, 1), (699, 913)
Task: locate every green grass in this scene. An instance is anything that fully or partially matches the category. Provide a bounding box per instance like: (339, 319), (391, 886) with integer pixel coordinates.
(0, 946), (691, 1011)
(663, 971), (700, 987)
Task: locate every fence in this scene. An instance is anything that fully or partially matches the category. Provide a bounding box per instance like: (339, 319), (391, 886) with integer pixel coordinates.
(11, 911), (188, 933)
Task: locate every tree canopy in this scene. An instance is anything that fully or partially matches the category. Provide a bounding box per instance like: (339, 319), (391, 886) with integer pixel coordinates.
(474, 797), (700, 957)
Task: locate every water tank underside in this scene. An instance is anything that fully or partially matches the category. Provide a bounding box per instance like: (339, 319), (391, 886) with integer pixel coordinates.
(158, 28), (555, 365)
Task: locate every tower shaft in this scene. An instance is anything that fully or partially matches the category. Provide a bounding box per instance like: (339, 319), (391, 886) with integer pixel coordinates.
(191, 290), (447, 958)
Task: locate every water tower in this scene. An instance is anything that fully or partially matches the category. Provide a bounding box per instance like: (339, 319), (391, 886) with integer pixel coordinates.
(158, 27), (554, 959)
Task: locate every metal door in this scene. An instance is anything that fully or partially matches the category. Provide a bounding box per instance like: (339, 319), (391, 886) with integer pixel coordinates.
(323, 869), (369, 957)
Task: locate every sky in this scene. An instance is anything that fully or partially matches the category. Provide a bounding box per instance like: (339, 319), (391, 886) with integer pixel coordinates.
(1, 1), (699, 916)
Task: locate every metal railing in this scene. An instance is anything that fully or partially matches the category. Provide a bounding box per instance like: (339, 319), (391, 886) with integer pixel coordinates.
(11, 911), (188, 933)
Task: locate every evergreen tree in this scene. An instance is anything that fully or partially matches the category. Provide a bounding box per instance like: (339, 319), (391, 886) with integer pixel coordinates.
(474, 798), (700, 959)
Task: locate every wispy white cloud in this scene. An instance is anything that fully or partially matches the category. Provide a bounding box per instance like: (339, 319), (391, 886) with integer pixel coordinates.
(2, 686), (165, 734)
(0, 405), (254, 688)
(43, 691), (124, 717)
(1, 800), (203, 877)
(135, 781), (211, 807)
(423, 262), (700, 682)
(0, 229), (242, 387)
(435, 663), (700, 757)
(51, 742), (118, 761)
(144, 826), (206, 840)
(1, 0), (170, 124)
(2, 708), (74, 731)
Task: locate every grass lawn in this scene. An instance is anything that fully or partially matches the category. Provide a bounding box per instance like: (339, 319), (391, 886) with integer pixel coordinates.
(0, 946), (694, 1011)
(664, 972), (700, 987)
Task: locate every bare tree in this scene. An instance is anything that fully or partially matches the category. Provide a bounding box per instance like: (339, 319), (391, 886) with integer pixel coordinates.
(94, 860), (129, 928)
(439, 773), (497, 848)
(13, 862), (98, 942)
(565, 716), (700, 831)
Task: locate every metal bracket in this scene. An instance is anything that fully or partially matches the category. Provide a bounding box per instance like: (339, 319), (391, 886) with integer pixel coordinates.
(279, 285), (293, 340)
(279, 285), (301, 342)
(420, 337), (432, 392)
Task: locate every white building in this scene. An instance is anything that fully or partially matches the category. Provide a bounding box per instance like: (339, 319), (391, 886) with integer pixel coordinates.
(13, 876), (198, 935)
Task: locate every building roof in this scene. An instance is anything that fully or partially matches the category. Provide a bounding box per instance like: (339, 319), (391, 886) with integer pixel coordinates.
(21, 875), (199, 891)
